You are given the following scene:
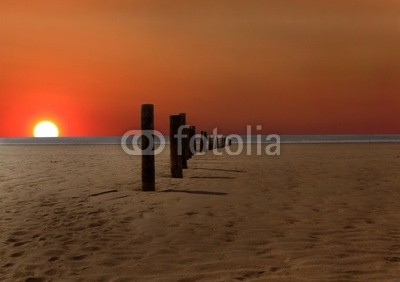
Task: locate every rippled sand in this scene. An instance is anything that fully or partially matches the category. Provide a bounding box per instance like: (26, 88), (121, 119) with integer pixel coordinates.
(0, 144), (399, 281)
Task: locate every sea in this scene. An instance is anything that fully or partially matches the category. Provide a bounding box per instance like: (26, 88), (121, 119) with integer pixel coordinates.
(1, 135), (400, 145)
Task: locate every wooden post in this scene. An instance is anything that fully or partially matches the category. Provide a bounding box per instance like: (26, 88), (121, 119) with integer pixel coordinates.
(188, 126), (192, 159)
(179, 113), (188, 169)
(192, 126), (197, 153)
(141, 104), (155, 191)
(182, 127), (190, 165)
(189, 125), (196, 157)
(170, 115), (183, 178)
(208, 136), (213, 150)
(212, 135), (218, 150)
(200, 131), (207, 152)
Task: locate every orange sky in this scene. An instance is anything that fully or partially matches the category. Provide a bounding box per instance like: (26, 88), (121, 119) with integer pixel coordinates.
(1, 0), (399, 137)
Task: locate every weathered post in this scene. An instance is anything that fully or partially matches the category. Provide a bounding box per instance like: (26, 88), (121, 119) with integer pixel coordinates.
(200, 131), (208, 152)
(208, 136), (213, 150)
(170, 115), (183, 178)
(213, 135), (217, 149)
(182, 127), (190, 165)
(192, 126), (197, 153)
(189, 126), (196, 157)
(179, 113), (188, 169)
(141, 104), (155, 191)
(187, 126), (192, 159)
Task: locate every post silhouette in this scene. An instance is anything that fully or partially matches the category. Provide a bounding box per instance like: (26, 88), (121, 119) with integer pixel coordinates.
(189, 125), (196, 157)
(200, 131), (208, 152)
(182, 127), (190, 164)
(217, 136), (222, 148)
(141, 104), (155, 191)
(179, 113), (189, 169)
(170, 115), (183, 178)
(208, 136), (214, 150)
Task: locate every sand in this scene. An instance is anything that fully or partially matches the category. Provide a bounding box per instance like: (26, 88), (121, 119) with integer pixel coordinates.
(0, 144), (399, 281)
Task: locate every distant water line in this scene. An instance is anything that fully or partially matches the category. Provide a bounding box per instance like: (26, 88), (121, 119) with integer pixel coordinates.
(1, 135), (400, 145)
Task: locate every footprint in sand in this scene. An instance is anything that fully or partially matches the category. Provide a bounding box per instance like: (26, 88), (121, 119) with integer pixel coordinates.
(82, 246), (100, 252)
(44, 269), (58, 276)
(235, 270), (265, 281)
(10, 251), (24, 258)
(70, 254), (87, 261)
(89, 220), (106, 228)
(48, 257), (59, 262)
(13, 241), (30, 247)
(11, 230), (28, 236)
(224, 231), (237, 243)
(6, 237), (18, 244)
(3, 262), (14, 268)
(385, 257), (400, 263)
(225, 221), (235, 228)
(256, 248), (272, 256)
(25, 278), (45, 282)
(389, 244), (400, 251)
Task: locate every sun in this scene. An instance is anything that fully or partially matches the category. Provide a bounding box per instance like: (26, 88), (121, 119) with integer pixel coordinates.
(33, 121), (60, 137)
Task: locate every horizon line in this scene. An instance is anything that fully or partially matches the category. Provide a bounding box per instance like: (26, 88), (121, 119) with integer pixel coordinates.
(1, 135), (400, 145)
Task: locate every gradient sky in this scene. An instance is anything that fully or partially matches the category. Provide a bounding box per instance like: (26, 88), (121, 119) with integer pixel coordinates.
(1, 0), (399, 137)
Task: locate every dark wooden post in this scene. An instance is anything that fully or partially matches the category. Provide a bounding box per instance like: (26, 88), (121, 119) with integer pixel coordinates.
(187, 126), (193, 159)
(192, 126), (197, 153)
(179, 113), (188, 169)
(141, 104), (155, 191)
(187, 126), (192, 159)
(208, 136), (214, 150)
(189, 125), (196, 157)
(200, 131), (207, 152)
(182, 127), (190, 165)
(170, 115), (183, 178)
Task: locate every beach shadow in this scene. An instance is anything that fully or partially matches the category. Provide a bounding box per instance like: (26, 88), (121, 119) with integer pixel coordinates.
(192, 168), (245, 173)
(162, 189), (228, 196)
(190, 176), (236, 179)
(88, 190), (118, 197)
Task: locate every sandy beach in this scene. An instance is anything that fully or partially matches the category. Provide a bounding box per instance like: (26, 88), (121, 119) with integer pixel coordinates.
(0, 144), (399, 281)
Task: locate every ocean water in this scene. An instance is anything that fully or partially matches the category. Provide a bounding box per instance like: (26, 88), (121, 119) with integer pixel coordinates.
(1, 135), (400, 145)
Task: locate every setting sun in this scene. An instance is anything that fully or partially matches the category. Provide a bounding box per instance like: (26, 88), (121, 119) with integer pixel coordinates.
(33, 121), (59, 137)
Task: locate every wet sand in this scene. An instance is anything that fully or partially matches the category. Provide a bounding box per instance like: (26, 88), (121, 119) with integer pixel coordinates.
(0, 144), (399, 281)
